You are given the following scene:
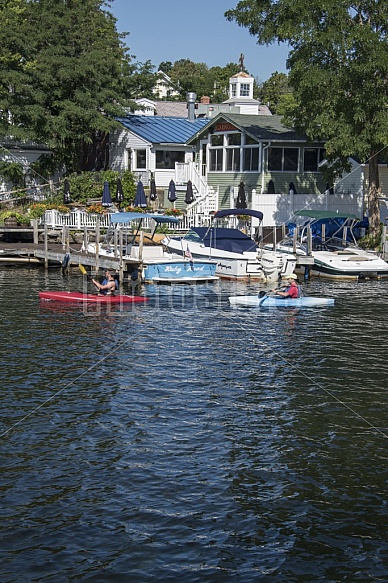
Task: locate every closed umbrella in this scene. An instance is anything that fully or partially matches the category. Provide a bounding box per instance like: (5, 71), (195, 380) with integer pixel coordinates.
(63, 178), (71, 204)
(101, 180), (112, 207)
(115, 178), (124, 205)
(236, 181), (247, 209)
(150, 178), (157, 201)
(268, 180), (275, 194)
(185, 180), (194, 204)
(168, 179), (177, 202)
(289, 182), (297, 195)
(134, 180), (147, 207)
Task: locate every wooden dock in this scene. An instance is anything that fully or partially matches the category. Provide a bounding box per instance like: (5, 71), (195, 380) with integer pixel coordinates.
(0, 223), (146, 281)
(0, 240), (142, 281)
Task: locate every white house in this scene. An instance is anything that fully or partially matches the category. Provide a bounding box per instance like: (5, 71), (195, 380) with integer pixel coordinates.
(152, 71), (180, 100)
(0, 139), (55, 200)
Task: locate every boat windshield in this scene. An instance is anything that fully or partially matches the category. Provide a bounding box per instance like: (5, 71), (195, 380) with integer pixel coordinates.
(322, 237), (361, 251)
(183, 230), (204, 243)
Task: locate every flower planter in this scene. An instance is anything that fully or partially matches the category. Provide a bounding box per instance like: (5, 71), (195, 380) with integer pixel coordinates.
(4, 217), (19, 228)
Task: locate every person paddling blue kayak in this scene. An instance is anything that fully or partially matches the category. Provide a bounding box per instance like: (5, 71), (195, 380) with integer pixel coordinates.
(271, 273), (301, 298)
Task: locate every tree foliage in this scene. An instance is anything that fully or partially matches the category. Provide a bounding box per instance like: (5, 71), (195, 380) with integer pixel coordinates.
(166, 59), (259, 102)
(259, 72), (294, 113)
(127, 60), (158, 99)
(0, 0), (137, 173)
(226, 0), (388, 234)
(66, 169), (136, 206)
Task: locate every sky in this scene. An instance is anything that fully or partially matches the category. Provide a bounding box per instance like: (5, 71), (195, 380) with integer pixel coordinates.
(109, 0), (289, 83)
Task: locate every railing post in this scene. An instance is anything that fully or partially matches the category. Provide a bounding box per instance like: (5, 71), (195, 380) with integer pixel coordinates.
(32, 219), (39, 244)
(95, 217), (100, 275)
(381, 226), (387, 260)
(44, 224), (48, 269)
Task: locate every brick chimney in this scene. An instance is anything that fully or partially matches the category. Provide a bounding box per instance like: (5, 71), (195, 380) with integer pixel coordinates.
(200, 96), (211, 104)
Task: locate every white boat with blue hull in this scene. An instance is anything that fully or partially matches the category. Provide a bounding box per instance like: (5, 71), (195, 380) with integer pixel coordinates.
(84, 212), (218, 284)
(162, 209), (297, 281)
(229, 295), (335, 308)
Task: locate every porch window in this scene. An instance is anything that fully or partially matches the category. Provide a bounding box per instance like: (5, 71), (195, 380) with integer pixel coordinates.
(284, 148), (299, 171)
(209, 148), (223, 171)
(211, 134), (223, 146)
(303, 148), (326, 172)
(268, 147), (298, 171)
(226, 133), (241, 146)
(135, 149), (146, 169)
(243, 147), (259, 171)
(155, 150), (185, 169)
(225, 133), (241, 171)
(226, 148), (240, 171)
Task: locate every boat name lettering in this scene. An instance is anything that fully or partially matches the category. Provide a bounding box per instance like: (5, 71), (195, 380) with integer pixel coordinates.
(164, 266), (183, 274)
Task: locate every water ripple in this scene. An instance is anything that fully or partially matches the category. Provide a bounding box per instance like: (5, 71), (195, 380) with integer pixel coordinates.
(0, 270), (387, 582)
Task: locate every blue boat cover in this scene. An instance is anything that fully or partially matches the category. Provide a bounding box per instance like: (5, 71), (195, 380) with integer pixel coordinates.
(110, 212), (179, 225)
(214, 208), (263, 221)
(189, 227), (258, 253)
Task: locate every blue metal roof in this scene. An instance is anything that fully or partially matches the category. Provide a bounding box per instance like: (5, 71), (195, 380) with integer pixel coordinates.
(116, 114), (209, 144)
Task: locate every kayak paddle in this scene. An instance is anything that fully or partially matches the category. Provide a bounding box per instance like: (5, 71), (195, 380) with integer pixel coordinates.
(79, 263), (99, 292)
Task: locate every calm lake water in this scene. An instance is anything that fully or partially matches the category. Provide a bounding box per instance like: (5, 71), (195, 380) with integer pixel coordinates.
(1, 267), (387, 582)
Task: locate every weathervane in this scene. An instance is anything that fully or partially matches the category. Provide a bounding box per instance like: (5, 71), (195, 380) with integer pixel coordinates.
(239, 53), (245, 71)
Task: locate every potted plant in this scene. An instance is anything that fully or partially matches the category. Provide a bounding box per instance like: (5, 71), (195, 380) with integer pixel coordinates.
(0, 210), (30, 227)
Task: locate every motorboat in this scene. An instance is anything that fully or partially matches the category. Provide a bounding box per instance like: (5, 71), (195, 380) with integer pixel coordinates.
(229, 294), (335, 308)
(162, 208), (297, 281)
(267, 211), (388, 280)
(83, 212), (218, 284)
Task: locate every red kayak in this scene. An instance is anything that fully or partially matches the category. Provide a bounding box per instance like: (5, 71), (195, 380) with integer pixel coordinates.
(39, 291), (149, 304)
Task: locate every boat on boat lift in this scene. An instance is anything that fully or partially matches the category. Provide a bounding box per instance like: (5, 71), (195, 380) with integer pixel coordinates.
(266, 210), (388, 280)
(162, 208), (297, 281)
(83, 212), (219, 284)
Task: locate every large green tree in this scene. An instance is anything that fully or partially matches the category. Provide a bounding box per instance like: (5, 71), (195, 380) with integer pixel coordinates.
(127, 60), (158, 99)
(226, 0), (388, 235)
(0, 0), (136, 172)
(167, 59), (259, 102)
(0, 0), (30, 136)
(259, 72), (293, 114)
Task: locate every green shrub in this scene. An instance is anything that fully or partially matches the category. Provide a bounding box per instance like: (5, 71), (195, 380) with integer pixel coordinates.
(358, 223), (383, 251)
(65, 170), (136, 206)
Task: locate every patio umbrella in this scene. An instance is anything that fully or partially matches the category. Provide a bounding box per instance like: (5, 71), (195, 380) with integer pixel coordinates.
(63, 178), (71, 204)
(134, 180), (147, 207)
(115, 178), (124, 204)
(150, 177), (157, 201)
(101, 180), (112, 207)
(168, 179), (177, 203)
(268, 180), (275, 194)
(289, 182), (297, 195)
(236, 181), (247, 209)
(185, 180), (194, 204)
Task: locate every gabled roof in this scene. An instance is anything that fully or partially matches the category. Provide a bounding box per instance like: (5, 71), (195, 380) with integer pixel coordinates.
(186, 112), (312, 145)
(117, 114), (209, 144)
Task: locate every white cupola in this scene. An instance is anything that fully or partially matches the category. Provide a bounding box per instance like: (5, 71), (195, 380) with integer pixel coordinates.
(228, 71), (254, 101)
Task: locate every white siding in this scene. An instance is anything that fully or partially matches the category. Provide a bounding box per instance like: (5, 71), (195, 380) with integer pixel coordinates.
(252, 191), (363, 226)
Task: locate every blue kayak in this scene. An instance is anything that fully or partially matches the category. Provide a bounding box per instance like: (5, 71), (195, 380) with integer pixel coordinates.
(229, 295), (335, 308)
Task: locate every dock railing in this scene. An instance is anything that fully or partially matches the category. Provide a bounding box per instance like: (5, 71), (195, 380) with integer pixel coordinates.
(42, 209), (196, 232)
